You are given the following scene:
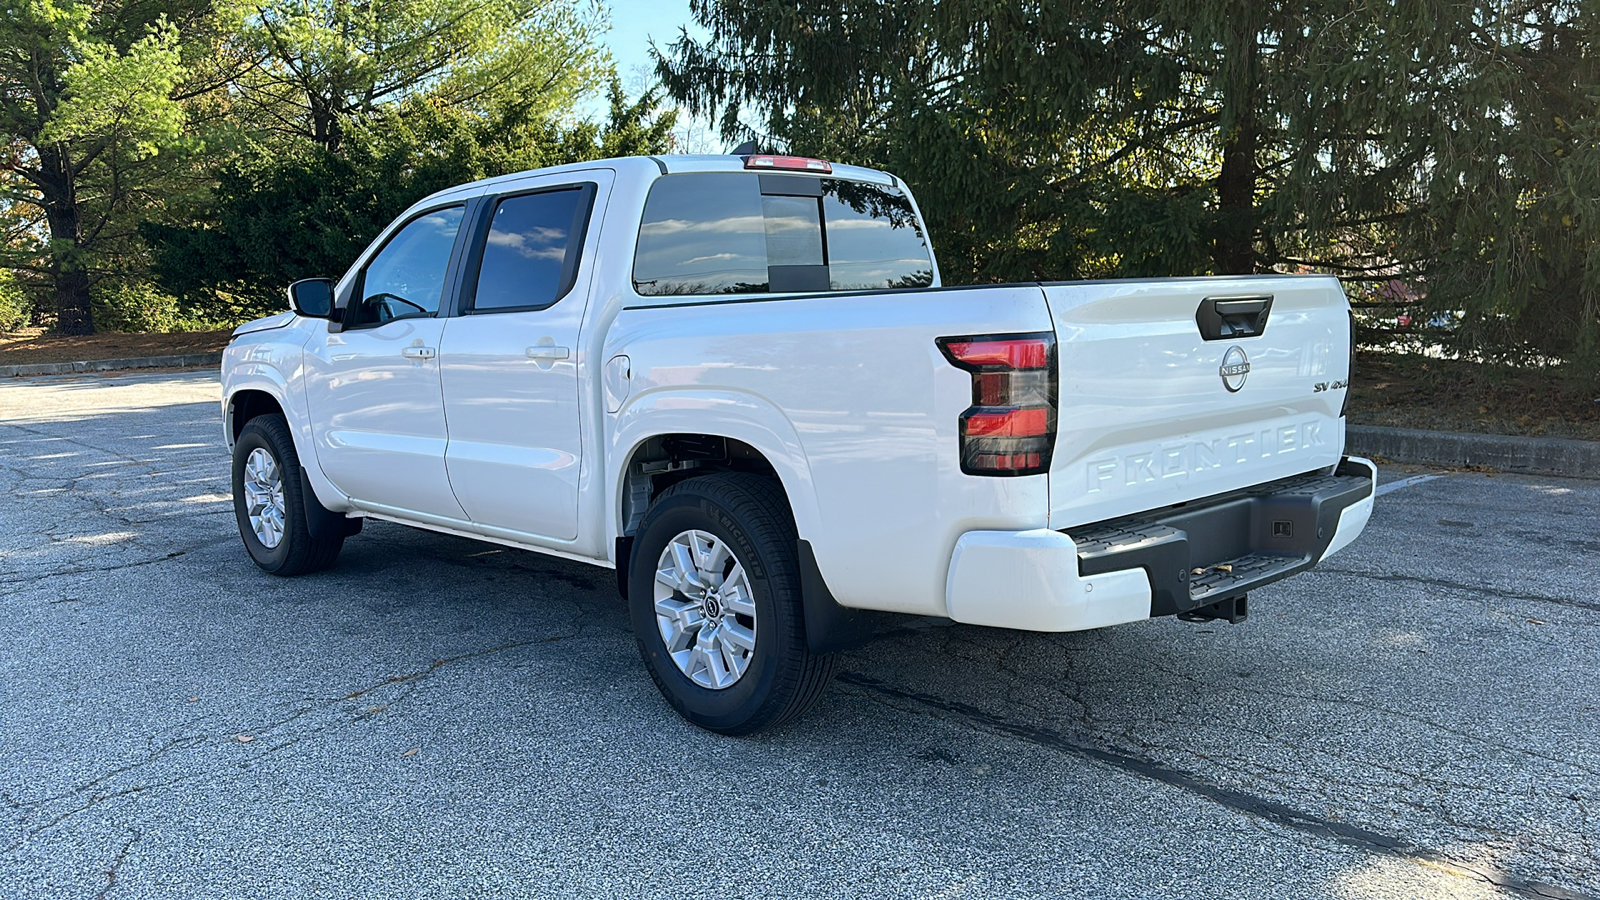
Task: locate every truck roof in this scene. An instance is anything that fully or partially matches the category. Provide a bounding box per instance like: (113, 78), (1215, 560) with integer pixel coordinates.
(416, 154), (898, 208)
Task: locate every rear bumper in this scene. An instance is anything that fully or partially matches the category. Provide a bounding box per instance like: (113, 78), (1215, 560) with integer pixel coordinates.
(945, 456), (1377, 632)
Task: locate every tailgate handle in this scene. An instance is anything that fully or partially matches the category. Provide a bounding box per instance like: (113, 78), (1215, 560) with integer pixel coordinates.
(1196, 295), (1273, 341)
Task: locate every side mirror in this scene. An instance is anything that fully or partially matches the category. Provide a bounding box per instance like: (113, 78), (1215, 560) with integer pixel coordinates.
(287, 278), (335, 318)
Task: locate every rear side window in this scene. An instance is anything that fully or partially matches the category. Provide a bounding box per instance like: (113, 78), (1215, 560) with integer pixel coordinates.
(633, 172), (933, 297)
(824, 181), (937, 291)
(468, 186), (594, 313)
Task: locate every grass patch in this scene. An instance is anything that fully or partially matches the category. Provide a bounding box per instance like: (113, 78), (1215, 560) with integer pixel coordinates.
(0, 327), (233, 366)
(1348, 351), (1600, 442)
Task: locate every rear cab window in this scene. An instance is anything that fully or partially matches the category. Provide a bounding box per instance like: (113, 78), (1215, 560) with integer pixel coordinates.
(633, 172), (933, 297)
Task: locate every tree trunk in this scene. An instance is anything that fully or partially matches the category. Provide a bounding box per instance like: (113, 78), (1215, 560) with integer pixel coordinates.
(1214, 19), (1259, 275)
(1215, 123), (1256, 274)
(52, 266), (93, 335)
(309, 94), (343, 153)
(37, 144), (93, 334)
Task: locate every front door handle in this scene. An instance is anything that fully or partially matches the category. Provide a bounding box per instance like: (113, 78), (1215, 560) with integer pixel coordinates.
(401, 346), (436, 359)
(526, 346), (571, 360)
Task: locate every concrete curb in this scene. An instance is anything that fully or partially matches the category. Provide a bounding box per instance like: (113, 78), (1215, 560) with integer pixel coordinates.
(0, 352), (222, 378)
(1347, 424), (1600, 480)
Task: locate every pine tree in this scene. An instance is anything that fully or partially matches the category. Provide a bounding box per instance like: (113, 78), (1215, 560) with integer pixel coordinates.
(658, 0), (1600, 366)
(0, 0), (210, 333)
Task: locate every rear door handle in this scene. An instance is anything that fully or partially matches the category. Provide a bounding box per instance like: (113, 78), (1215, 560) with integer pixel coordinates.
(401, 346), (436, 359)
(526, 346), (571, 360)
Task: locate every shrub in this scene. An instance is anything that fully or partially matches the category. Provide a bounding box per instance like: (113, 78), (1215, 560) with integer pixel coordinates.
(0, 272), (30, 332)
(92, 281), (182, 333)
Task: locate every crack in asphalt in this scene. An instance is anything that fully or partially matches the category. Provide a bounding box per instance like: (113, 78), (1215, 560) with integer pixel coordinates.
(0, 537), (237, 586)
(339, 640), (546, 702)
(0, 416), (231, 588)
(93, 828), (141, 900)
(837, 671), (1599, 900)
(865, 621), (1600, 878)
(1312, 566), (1600, 614)
(1209, 683), (1600, 780)
(1, 638), (564, 855)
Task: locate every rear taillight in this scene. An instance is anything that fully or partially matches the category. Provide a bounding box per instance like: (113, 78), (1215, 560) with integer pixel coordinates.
(937, 332), (1057, 476)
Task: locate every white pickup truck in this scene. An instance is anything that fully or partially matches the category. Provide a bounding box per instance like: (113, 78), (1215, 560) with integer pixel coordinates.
(222, 153), (1375, 734)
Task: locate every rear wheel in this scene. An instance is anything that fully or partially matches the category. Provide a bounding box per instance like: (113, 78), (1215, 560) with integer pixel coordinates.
(232, 413), (345, 576)
(628, 473), (836, 734)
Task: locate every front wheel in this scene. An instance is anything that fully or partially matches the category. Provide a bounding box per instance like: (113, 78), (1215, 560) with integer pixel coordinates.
(231, 413), (345, 576)
(628, 473), (836, 734)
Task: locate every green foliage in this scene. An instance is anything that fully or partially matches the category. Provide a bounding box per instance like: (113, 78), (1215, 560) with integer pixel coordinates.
(1, 0), (619, 334)
(0, 0), (211, 333)
(221, 0), (611, 150)
(1363, 3), (1600, 366)
(133, 0), (650, 320)
(41, 21), (187, 154)
(147, 79), (676, 313)
(657, 0), (1266, 282)
(659, 0), (1600, 365)
(91, 281), (182, 333)
(0, 270), (31, 332)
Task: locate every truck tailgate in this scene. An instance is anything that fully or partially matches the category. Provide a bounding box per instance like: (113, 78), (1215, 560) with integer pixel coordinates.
(1045, 275), (1350, 529)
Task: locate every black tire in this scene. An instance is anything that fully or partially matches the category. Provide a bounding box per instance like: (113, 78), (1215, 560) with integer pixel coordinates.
(232, 413), (345, 576)
(628, 473), (836, 735)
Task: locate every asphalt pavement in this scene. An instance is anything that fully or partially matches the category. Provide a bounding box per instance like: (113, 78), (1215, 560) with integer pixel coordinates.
(1, 370), (1596, 899)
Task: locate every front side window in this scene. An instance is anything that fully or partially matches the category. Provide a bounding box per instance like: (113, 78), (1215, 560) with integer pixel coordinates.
(632, 173), (934, 297)
(469, 187), (593, 312)
(348, 206), (465, 327)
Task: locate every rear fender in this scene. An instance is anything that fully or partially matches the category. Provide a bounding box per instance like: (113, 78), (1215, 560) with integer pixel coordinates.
(609, 387), (820, 547)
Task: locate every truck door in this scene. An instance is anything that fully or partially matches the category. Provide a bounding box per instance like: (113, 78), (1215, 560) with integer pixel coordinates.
(438, 171), (611, 543)
(303, 203), (471, 521)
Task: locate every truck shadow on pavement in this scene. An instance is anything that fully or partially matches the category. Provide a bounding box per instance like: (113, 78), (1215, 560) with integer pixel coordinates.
(283, 515), (1598, 900)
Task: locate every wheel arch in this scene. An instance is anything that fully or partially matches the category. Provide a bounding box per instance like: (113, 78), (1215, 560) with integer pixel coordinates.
(226, 389), (286, 448)
(615, 433), (799, 540)
(611, 427), (873, 655)
(608, 387), (823, 540)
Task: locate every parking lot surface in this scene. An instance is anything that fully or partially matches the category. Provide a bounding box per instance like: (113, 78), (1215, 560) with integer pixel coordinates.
(1, 370), (1596, 899)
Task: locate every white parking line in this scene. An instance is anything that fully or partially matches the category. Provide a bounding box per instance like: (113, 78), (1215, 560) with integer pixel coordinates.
(1375, 473), (1447, 497)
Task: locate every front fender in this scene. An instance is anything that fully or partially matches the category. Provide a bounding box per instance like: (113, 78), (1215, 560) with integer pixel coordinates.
(221, 352), (291, 449)
(222, 329), (348, 513)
